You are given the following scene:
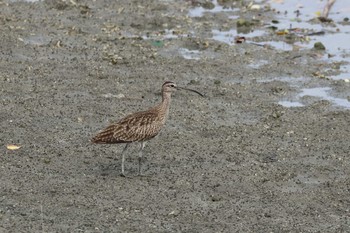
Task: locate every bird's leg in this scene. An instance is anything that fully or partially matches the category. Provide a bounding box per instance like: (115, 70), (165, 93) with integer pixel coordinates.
(120, 144), (129, 177)
(138, 142), (146, 176)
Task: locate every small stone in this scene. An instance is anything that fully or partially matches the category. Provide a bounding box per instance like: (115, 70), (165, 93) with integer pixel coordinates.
(237, 19), (252, 27)
(314, 42), (326, 50)
(202, 1), (215, 10)
(168, 210), (180, 216)
(210, 195), (222, 202)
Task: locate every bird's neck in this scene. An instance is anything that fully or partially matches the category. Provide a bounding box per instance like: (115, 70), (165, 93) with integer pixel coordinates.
(161, 92), (171, 110)
(158, 92), (171, 123)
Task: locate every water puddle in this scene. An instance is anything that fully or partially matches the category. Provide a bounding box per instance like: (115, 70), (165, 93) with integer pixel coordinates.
(21, 34), (51, 46)
(258, 76), (308, 84)
(228, 15), (239, 20)
(212, 29), (265, 44)
(142, 29), (190, 40)
(191, 0), (349, 83)
(248, 59), (269, 69)
(279, 87), (350, 109)
(269, 0), (350, 80)
(267, 41), (294, 51)
(330, 63), (350, 80)
(178, 48), (201, 60)
(269, 0), (349, 22)
(188, 0), (238, 17)
(278, 100), (304, 107)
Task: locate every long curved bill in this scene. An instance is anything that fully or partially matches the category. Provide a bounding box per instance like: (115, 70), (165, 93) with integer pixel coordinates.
(177, 86), (204, 97)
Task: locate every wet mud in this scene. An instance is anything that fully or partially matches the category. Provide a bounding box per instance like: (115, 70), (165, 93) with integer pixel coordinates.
(1, 0), (349, 232)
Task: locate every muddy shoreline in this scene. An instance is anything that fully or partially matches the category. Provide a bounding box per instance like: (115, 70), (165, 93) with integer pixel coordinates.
(1, 0), (349, 232)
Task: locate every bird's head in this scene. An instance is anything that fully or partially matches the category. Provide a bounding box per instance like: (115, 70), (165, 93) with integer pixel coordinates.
(162, 81), (178, 94)
(162, 81), (204, 97)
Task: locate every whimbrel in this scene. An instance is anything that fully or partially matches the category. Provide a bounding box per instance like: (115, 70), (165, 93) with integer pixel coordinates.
(91, 81), (203, 177)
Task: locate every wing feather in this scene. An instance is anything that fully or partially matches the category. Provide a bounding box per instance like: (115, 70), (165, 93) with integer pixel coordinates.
(91, 108), (164, 144)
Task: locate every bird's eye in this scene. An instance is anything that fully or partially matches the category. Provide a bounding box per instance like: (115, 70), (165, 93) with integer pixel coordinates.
(170, 84), (175, 87)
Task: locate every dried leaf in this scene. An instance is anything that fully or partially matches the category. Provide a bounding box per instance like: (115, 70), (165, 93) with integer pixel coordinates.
(276, 30), (289, 35)
(7, 144), (21, 150)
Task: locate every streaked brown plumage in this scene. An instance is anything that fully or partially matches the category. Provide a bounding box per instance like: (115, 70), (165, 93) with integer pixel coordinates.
(91, 81), (203, 176)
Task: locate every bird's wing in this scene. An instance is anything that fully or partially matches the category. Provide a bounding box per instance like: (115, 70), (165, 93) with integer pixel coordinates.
(91, 110), (163, 144)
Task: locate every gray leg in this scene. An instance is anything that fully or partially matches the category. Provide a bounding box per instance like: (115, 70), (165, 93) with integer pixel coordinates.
(121, 144), (129, 177)
(138, 142), (146, 175)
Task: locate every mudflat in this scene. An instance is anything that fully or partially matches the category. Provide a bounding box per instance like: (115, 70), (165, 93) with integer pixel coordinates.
(1, 0), (349, 232)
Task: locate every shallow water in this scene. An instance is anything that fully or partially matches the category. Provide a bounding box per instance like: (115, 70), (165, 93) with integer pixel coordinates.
(279, 87), (350, 109)
(270, 0), (350, 79)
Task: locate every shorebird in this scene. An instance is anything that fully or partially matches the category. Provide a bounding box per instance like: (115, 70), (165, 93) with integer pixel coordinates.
(91, 81), (203, 177)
